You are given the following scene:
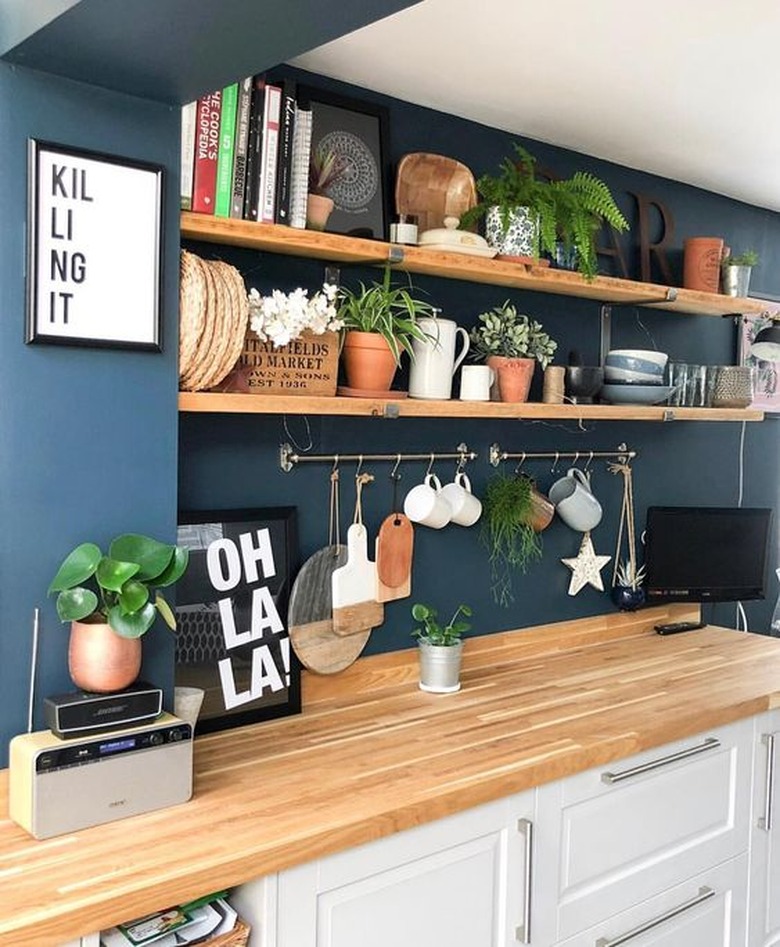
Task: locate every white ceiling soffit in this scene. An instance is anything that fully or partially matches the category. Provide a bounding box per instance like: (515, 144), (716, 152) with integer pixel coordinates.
(291, 0), (780, 212)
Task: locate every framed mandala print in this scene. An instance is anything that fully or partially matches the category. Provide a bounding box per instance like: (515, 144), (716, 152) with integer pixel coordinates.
(299, 86), (390, 240)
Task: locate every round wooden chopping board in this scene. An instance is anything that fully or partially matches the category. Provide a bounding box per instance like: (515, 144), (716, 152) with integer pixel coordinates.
(288, 545), (371, 675)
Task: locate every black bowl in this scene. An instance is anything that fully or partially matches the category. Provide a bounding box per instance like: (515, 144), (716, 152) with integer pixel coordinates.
(565, 366), (604, 404)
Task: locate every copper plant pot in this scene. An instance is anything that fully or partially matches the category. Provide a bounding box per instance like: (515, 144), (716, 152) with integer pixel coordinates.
(68, 619), (142, 693)
(306, 193), (335, 231)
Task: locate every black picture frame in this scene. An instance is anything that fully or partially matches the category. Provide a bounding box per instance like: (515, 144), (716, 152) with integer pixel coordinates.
(26, 139), (164, 351)
(298, 85), (390, 240)
(174, 507), (301, 736)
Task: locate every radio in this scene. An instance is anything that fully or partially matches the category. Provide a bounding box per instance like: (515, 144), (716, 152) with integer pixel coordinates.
(43, 681), (163, 739)
(9, 713), (193, 839)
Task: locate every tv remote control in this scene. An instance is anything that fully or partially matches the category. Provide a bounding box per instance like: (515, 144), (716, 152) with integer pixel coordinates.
(654, 621), (707, 635)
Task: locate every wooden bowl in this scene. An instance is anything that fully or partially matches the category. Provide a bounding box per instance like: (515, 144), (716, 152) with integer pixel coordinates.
(395, 153), (477, 234)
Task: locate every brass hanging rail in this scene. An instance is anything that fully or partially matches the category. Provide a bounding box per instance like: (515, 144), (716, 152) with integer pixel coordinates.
(489, 442), (636, 468)
(279, 442), (476, 473)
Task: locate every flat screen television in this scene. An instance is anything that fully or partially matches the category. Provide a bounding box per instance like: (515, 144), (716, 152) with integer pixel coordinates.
(644, 506), (772, 603)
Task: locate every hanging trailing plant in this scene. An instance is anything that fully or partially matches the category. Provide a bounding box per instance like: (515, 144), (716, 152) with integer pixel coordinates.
(481, 472), (544, 607)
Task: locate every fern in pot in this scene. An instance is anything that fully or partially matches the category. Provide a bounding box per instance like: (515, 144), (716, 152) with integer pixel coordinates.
(469, 301), (557, 402)
(411, 602), (472, 693)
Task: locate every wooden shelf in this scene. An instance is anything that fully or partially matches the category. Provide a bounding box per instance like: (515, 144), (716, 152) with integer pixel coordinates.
(181, 212), (770, 318)
(178, 391), (764, 422)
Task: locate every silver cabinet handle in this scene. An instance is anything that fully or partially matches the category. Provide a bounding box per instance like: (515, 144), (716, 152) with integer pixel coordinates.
(594, 886), (715, 946)
(759, 732), (776, 831)
(601, 737), (720, 784)
(515, 818), (533, 943)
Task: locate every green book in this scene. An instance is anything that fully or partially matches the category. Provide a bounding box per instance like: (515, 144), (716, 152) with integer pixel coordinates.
(214, 81), (239, 218)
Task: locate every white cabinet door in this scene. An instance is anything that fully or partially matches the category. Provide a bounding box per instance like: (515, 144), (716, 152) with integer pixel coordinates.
(277, 791), (536, 947)
(536, 718), (752, 942)
(749, 709), (780, 947)
(555, 853), (747, 947)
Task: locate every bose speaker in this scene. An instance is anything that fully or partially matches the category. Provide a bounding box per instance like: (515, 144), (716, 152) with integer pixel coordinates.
(43, 681), (163, 739)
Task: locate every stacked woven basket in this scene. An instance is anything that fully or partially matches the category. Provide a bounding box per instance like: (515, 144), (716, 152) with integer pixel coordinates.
(179, 249), (249, 391)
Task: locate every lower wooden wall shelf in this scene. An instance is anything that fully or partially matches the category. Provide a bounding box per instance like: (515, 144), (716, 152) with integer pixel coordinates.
(178, 392), (763, 422)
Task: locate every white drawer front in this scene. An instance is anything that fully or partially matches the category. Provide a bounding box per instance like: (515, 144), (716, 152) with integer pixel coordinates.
(556, 852), (747, 947)
(555, 719), (752, 939)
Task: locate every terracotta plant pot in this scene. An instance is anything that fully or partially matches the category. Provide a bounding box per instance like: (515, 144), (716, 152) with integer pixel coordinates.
(341, 331), (398, 391)
(683, 237), (724, 293)
(487, 355), (535, 402)
(306, 193), (335, 231)
(68, 619), (142, 693)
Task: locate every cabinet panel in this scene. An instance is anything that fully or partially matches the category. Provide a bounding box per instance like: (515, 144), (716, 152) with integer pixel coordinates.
(749, 709), (780, 947)
(538, 718), (752, 940)
(277, 792), (535, 947)
(556, 853), (747, 947)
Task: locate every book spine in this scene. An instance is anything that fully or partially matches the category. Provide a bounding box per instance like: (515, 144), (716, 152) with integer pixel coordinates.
(192, 90), (222, 214)
(230, 76), (253, 219)
(273, 79), (297, 225)
(214, 82), (239, 218)
(258, 83), (282, 224)
(180, 101), (197, 211)
(243, 75), (265, 220)
(289, 107), (313, 230)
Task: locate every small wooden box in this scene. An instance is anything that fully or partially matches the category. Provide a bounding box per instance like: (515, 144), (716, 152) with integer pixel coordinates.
(218, 330), (339, 396)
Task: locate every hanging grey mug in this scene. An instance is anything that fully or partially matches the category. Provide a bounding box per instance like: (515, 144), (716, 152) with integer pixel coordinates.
(548, 468), (603, 532)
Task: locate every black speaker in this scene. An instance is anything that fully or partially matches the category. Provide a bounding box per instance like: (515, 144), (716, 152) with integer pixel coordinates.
(43, 681), (163, 739)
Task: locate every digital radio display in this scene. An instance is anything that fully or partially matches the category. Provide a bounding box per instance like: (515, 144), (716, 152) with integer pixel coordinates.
(99, 737), (136, 755)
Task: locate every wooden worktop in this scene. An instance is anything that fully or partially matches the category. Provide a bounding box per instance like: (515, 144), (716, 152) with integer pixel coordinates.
(4, 604), (780, 946)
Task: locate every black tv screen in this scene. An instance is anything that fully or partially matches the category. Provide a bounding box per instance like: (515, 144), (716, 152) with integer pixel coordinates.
(644, 506), (772, 603)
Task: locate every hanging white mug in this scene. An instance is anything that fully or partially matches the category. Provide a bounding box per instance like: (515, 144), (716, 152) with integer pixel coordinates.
(409, 315), (470, 400)
(441, 472), (482, 527)
(403, 474), (452, 528)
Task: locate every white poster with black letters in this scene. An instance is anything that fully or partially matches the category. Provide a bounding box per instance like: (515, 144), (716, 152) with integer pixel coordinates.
(27, 140), (163, 350)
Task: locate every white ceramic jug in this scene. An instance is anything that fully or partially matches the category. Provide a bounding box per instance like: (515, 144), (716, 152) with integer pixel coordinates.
(409, 313), (470, 400)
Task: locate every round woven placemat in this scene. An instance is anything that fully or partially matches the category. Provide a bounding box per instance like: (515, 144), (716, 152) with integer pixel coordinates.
(208, 260), (248, 389)
(178, 249), (207, 384)
(182, 256), (221, 391)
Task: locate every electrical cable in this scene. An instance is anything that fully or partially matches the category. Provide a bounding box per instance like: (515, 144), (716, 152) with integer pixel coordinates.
(736, 420), (747, 631)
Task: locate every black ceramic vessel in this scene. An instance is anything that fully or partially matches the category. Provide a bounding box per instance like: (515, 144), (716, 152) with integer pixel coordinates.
(565, 366), (604, 404)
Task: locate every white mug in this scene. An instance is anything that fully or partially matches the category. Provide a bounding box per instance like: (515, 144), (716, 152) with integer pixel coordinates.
(459, 364), (495, 401)
(403, 473), (452, 528)
(409, 316), (470, 400)
(441, 472), (482, 527)
(548, 468), (603, 532)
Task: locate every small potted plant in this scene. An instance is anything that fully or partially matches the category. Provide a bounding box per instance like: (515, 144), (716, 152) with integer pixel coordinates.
(722, 249), (759, 298)
(481, 472), (549, 606)
(460, 143), (628, 279)
(411, 601), (472, 693)
(460, 143), (556, 260)
(307, 144), (347, 231)
(611, 559), (646, 612)
(469, 301), (557, 402)
(337, 265), (435, 392)
(49, 533), (189, 693)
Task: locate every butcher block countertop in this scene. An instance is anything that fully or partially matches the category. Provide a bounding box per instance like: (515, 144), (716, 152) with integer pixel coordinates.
(4, 604), (780, 946)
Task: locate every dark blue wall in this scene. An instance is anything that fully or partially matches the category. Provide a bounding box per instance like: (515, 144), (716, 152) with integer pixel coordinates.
(0, 63), (181, 762)
(180, 66), (780, 657)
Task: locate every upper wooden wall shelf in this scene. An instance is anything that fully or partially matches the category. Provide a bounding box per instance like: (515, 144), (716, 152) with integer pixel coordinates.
(178, 392), (763, 423)
(181, 212), (770, 318)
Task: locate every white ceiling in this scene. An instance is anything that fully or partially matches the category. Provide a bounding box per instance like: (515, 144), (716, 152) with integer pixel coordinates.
(291, 0), (780, 212)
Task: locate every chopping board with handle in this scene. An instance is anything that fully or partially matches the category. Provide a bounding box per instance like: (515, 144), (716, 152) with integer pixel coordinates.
(375, 513), (414, 603)
(288, 544), (371, 674)
(331, 523), (384, 636)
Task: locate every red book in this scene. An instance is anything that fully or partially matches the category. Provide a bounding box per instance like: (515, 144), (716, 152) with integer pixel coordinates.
(192, 90), (222, 214)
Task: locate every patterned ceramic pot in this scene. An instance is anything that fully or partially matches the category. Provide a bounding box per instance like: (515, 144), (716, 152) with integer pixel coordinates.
(485, 206), (538, 257)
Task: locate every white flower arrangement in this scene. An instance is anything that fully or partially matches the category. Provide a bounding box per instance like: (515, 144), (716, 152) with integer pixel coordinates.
(247, 283), (343, 349)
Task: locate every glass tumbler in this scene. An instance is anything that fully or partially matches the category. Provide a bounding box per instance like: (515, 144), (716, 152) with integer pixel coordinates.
(667, 362), (688, 406)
